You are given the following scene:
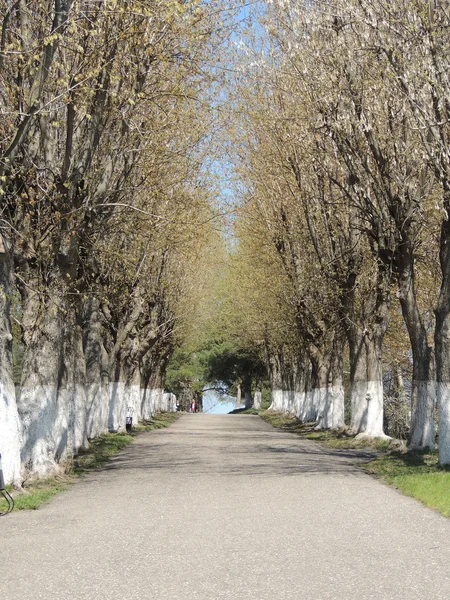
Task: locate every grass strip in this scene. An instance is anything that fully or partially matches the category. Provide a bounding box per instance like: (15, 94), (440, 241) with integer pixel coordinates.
(0, 412), (179, 512)
(134, 411), (179, 432)
(364, 451), (450, 517)
(260, 410), (391, 451)
(228, 407), (265, 415)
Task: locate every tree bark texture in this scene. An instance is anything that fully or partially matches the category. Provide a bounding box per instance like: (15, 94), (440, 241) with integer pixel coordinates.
(17, 275), (86, 478)
(83, 297), (111, 439)
(253, 378), (262, 410)
(0, 236), (22, 485)
(435, 213), (450, 464)
(396, 249), (435, 449)
(267, 352), (283, 411)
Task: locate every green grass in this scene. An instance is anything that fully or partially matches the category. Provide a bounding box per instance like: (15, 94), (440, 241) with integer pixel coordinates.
(71, 433), (133, 474)
(364, 450), (450, 517)
(260, 410), (392, 451)
(133, 411), (179, 432)
(0, 412), (179, 512)
(229, 407), (265, 415)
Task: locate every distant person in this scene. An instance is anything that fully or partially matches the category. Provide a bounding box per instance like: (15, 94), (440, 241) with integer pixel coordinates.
(191, 400), (196, 413)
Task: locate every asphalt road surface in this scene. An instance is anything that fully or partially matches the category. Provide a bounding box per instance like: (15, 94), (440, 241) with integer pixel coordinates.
(3, 414), (450, 600)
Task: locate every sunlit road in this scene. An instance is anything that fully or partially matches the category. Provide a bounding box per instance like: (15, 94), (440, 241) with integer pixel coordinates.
(3, 414), (450, 599)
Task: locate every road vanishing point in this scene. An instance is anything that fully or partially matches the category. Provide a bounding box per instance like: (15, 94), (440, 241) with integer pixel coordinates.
(3, 414), (450, 600)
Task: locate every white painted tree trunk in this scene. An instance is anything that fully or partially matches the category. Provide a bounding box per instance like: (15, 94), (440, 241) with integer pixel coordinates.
(359, 380), (385, 437)
(328, 383), (345, 430)
(0, 237), (21, 485)
(350, 379), (369, 433)
(435, 267), (450, 464)
(124, 381), (141, 429)
(348, 332), (387, 438)
(236, 383), (242, 409)
(269, 389), (283, 411)
(409, 380), (435, 449)
(294, 391), (305, 420)
(437, 383), (450, 464)
(353, 337), (388, 439)
(141, 385), (153, 420)
(18, 290), (76, 478)
(162, 392), (174, 411)
(151, 388), (163, 413)
(253, 379), (262, 410)
(108, 380), (126, 432)
(315, 340), (345, 431)
(84, 298), (110, 439)
(313, 387), (327, 427)
(301, 389), (315, 422)
(0, 381), (21, 486)
(66, 320), (89, 455)
(267, 352), (283, 411)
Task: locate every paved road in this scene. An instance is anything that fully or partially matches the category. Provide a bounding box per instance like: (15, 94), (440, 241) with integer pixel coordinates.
(3, 414), (450, 599)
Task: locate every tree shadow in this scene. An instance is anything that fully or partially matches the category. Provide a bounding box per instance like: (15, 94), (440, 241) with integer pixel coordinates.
(95, 416), (376, 479)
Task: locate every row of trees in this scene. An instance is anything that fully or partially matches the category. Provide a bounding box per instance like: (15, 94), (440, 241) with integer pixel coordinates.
(223, 0), (450, 461)
(0, 0), (233, 484)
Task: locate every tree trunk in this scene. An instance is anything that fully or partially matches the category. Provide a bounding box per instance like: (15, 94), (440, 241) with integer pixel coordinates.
(235, 383), (242, 409)
(83, 297), (110, 439)
(343, 261), (390, 439)
(309, 349), (327, 425)
(347, 327), (368, 433)
(316, 336), (345, 430)
(267, 352), (283, 411)
(253, 378), (262, 410)
(18, 277), (81, 478)
(243, 374), (252, 409)
(396, 252), (435, 449)
(362, 330), (386, 437)
(127, 366), (142, 428)
(108, 358), (127, 432)
(435, 214), (450, 464)
(144, 353), (167, 415)
(0, 236), (21, 485)
(347, 324), (388, 438)
(65, 313), (89, 455)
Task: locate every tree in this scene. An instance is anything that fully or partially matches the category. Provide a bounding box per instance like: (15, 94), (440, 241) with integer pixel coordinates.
(0, 0), (242, 478)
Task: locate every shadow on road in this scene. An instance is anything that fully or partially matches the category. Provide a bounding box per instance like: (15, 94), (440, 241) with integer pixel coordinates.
(98, 415), (375, 479)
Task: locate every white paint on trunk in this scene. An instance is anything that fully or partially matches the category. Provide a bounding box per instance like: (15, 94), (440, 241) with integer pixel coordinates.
(350, 380), (369, 433)
(437, 382), (450, 464)
(409, 381), (435, 449)
(329, 383), (345, 429)
(124, 385), (141, 428)
(271, 384), (345, 432)
(315, 385), (345, 430)
(150, 388), (163, 414)
(69, 383), (89, 454)
(268, 389), (283, 411)
(86, 382), (109, 439)
(19, 385), (70, 478)
(287, 390), (296, 413)
(355, 380), (388, 439)
(162, 392), (176, 412)
(253, 390), (262, 410)
(313, 387), (326, 427)
(294, 391), (305, 420)
(108, 381), (126, 432)
(301, 390), (316, 422)
(141, 387), (152, 420)
(0, 382), (21, 485)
